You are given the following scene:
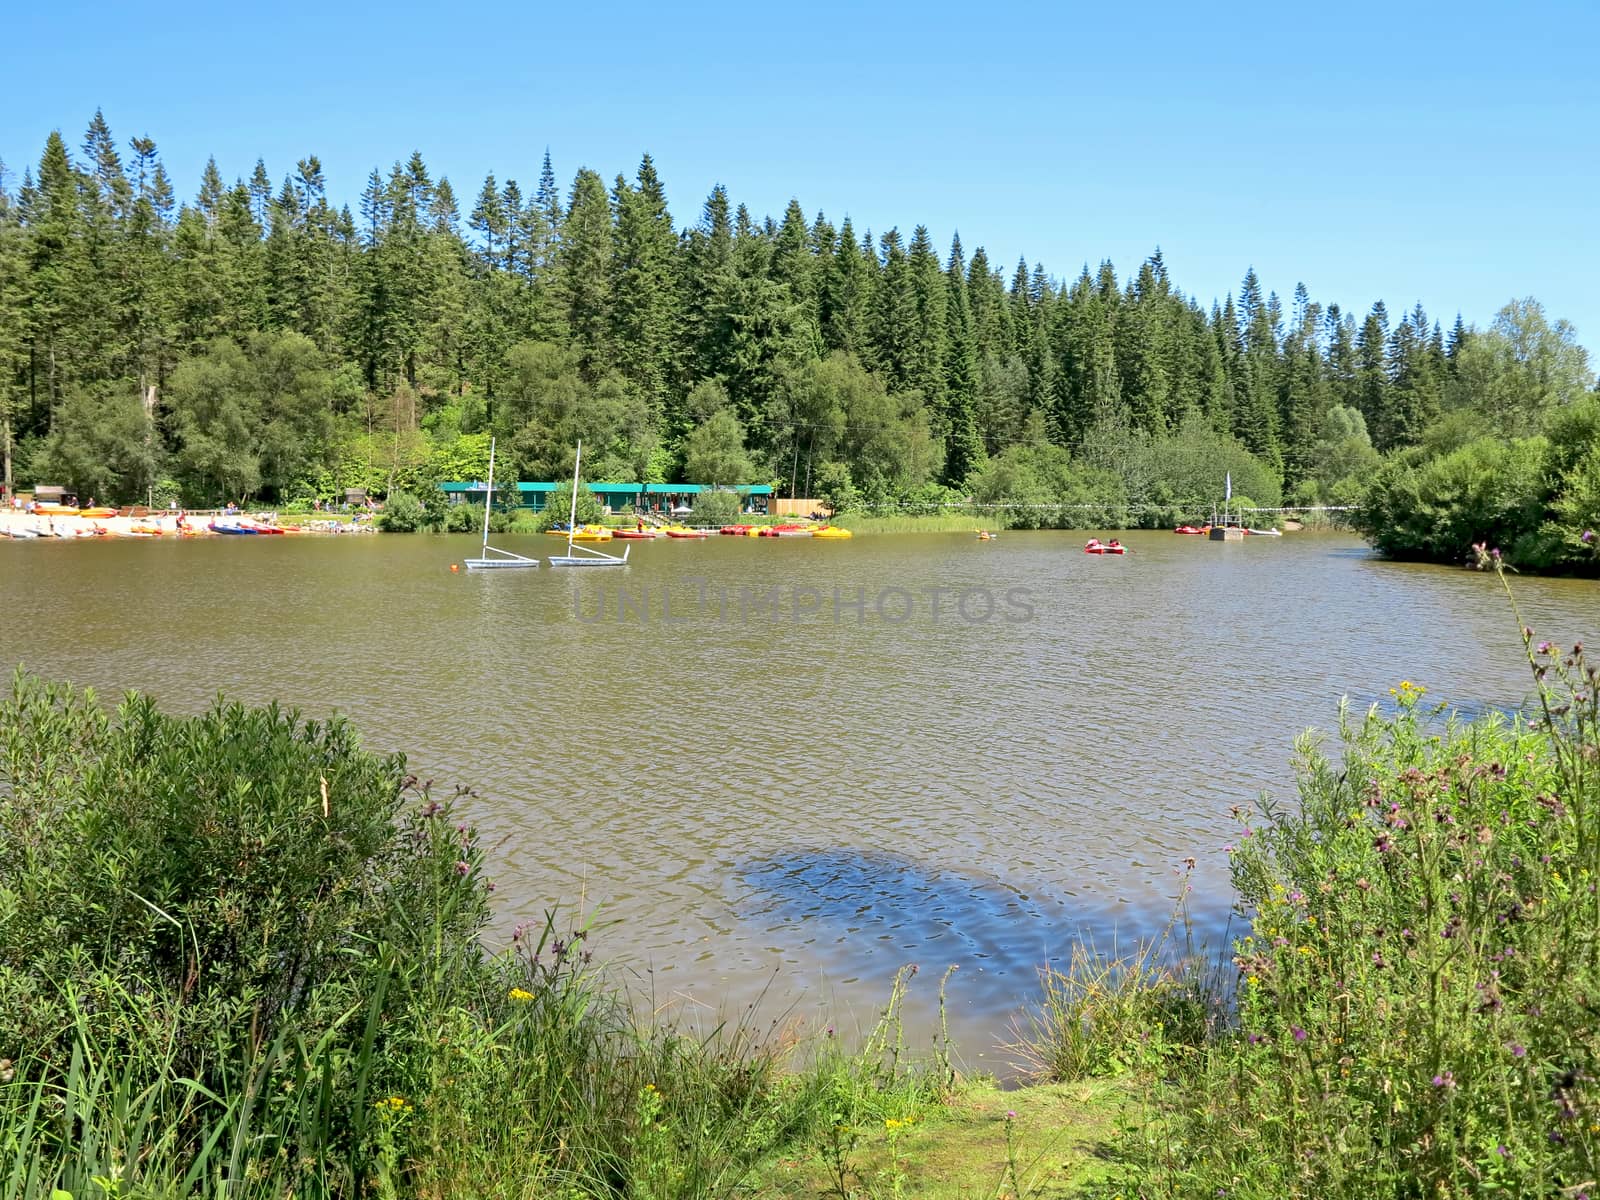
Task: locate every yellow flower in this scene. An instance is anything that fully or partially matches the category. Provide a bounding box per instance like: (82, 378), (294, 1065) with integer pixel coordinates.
(1297, 946), (1312, 956)
(508, 987), (534, 1002)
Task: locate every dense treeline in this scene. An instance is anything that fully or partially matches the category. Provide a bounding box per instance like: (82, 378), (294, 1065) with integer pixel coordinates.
(0, 112), (1594, 544)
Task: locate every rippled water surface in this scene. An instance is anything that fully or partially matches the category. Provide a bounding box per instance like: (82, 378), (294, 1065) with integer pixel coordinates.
(2, 530), (1595, 1061)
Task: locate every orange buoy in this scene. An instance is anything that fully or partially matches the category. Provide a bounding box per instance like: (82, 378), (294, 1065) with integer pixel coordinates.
(450, 563), (459, 572)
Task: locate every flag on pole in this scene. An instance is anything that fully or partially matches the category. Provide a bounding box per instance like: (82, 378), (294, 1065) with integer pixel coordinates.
(1225, 472), (1232, 501)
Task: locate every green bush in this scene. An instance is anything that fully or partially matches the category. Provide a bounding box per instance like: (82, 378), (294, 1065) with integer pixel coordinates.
(1355, 436), (1548, 564)
(442, 501), (510, 534)
(377, 489), (431, 531)
(534, 483), (604, 530)
(0, 671), (488, 1193)
(689, 488), (742, 526)
(967, 442), (1127, 528)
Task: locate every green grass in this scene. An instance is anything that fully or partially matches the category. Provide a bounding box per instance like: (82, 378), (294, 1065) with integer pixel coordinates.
(836, 512), (1013, 534)
(746, 1079), (1131, 1199)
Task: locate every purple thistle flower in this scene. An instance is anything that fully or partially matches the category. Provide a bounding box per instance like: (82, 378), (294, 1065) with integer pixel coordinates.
(1291, 1026), (1307, 1043)
(1582, 529), (1595, 544)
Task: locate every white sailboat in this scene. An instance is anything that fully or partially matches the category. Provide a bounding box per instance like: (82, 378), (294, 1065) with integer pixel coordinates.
(546, 440), (630, 568)
(462, 437), (539, 570)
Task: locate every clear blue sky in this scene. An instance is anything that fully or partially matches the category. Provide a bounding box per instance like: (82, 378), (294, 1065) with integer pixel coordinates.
(6, 0), (1597, 355)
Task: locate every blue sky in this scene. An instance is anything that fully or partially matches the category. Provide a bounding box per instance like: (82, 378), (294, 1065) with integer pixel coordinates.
(6, 0), (1597, 355)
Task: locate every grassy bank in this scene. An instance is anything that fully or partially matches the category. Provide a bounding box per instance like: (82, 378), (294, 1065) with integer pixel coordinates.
(836, 512), (1013, 534)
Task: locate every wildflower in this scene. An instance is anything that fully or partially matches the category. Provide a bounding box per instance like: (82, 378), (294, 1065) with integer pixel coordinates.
(508, 987), (534, 1002)
(454, 860), (470, 876)
(1005, 1110), (1017, 1120)
(1497, 1144), (1511, 1158)
(1583, 529), (1595, 544)
(1291, 1026), (1307, 1043)
(1431, 1071), (1455, 1089)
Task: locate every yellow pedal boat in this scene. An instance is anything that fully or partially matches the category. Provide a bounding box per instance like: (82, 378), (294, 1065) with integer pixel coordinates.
(810, 526), (853, 538)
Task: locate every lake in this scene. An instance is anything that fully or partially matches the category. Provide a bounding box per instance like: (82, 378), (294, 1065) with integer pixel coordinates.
(2, 529), (1595, 1069)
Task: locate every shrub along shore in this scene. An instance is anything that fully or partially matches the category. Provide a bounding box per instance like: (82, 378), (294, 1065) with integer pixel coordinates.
(2, 567), (1598, 1197)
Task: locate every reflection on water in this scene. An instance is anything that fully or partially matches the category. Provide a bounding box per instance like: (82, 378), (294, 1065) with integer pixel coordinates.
(1, 530), (1595, 1057)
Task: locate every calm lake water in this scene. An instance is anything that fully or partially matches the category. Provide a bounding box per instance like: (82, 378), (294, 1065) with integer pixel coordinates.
(2, 530), (1595, 1066)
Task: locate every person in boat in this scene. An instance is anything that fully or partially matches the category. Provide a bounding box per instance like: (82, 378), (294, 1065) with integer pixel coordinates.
(1108, 538), (1121, 549)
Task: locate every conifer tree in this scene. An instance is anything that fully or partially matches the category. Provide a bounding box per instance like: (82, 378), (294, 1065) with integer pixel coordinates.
(609, 155), (679, 420)
(941, 233), (981, 484)
(558, 168), (615, 378)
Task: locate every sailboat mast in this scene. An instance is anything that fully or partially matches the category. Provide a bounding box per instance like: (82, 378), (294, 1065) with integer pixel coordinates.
(481, 437), (497, 556)
(565, 440), (582, 554)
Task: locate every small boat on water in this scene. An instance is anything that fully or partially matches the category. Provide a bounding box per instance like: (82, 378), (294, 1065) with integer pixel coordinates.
(1174, 525), (1209, 535)
(759, 523), (813, 537)
(665, 528), (711, 539)
(570, 525), (613, 541)
(612, 529), (659, 539)
(1246, 527), (1283, 537)
(1084, 538), (1128, 555)
(547, 442), (629, 568)
(810, 526), (852, 539)
(720, 524), (753, 536)
(463, 437), (539, 570)
(976, 530), (996, 541)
